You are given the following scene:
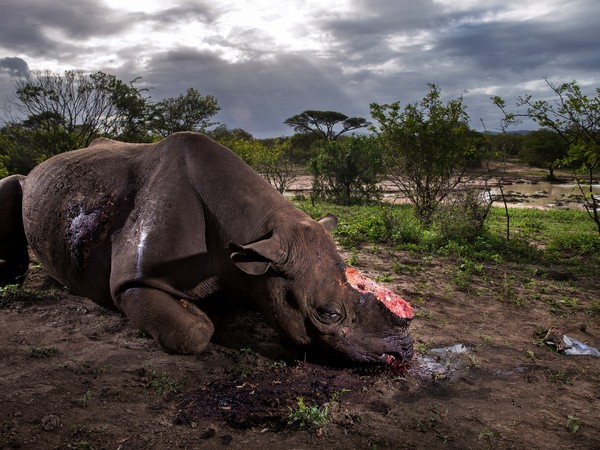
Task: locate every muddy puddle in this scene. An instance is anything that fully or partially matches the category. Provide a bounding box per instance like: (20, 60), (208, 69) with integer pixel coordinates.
(409, 344), (470, 381)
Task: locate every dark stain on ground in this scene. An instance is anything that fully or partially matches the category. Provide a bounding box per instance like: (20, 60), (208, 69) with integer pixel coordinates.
(175, 361), (379, 431)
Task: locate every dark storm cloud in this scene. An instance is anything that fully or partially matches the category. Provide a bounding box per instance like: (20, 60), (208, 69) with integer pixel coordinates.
(0, 0), (127, 56)
(0, 57), (30, 76)
(319, 1), (496, 63)
(305, 0), (600, 133)
(0, 0), (217, 58)
(138, 2), (219, 31)
(140, 47), (362, 136)
(105, 0), (600, 136)
(435, 11), (600, 75)
(0, 0), (599, 136)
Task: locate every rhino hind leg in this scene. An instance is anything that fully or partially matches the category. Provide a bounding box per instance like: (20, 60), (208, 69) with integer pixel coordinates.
(115, 286), (215, 354)
(0, 175), (29, 285)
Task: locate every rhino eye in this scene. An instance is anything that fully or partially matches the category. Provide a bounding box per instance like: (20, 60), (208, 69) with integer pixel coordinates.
(317, 307), (342, 324)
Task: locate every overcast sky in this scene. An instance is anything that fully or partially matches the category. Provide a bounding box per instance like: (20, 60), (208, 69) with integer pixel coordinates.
(0, 0), (599, 137)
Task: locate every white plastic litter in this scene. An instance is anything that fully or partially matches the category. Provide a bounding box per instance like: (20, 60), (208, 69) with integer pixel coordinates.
(562, 335), (600, 357)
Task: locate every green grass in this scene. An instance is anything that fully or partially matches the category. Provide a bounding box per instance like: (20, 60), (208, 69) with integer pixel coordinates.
(288, 396), (331, 429)
(0, 284), (61, 307)
(142, 365), (181, 395)
(294, 199), (600, 273)
(29, 347), (59, 358)
(76, 389), (94, 408)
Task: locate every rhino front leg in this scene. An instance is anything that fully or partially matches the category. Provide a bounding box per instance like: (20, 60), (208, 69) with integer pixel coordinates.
(115, 286), (215, 354)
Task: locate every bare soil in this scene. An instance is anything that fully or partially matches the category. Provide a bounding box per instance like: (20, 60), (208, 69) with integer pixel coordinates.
(1, 238), (600, 450)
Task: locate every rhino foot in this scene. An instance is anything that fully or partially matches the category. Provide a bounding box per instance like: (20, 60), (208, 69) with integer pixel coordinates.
(115, 286), (214, 354)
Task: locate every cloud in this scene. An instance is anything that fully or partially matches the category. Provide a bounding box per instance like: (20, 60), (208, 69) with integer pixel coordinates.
(0, 0), (598, 136)
(134, 47), (361, 136)
(0, 57), (30, 76)
(0, 0), (127, 58)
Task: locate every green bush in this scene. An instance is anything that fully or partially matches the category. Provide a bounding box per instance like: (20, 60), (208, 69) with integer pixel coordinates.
(308, 135), (385, 204)
(547, 233), (600, 257)
(432, 188), (492, 243)
(295, 199), (598, 271)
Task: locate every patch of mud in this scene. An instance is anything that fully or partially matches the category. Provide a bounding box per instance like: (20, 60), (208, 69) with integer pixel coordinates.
(176, 362), (369, 431)
(2, 247), (600, 449)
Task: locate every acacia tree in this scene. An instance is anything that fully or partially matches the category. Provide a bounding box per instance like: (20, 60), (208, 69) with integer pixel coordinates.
(150, 87), (220, 137)
(284, 110), (369, 141)
(371, 83), (486, 226)
(493, 79), (600, 236)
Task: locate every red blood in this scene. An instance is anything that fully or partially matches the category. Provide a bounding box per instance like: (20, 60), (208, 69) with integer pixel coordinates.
(346, 267), (414, 319)
(385, 354), (410, 373)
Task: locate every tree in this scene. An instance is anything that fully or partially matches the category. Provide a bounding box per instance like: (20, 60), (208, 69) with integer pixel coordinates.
(0, 156), (7, 178)
(308, 135), (385, 203)
(371, 83), (486, 226)
(521, 129), (568, 179)
(493, 79), (600, 236)
(486, 132), (524, 158)
(11, 70), (149, 151)
(251, 139), (298, 194)
(223, 136), (298, 194)
(0, 124), (35, 174)
(209, 124), (253, 143)
(150, 87), (220, 137)
(284, 110), (369, 141)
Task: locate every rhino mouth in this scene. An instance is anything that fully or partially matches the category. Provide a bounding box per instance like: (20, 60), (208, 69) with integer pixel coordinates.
(357, 333), (414, 366)
(380, 351), (412, 366)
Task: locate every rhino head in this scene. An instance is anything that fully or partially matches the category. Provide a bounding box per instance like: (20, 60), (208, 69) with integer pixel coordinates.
(230, 214), (415, 366)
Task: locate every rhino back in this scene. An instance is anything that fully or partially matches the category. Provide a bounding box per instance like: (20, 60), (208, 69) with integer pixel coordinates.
(21, 132), (303, 307)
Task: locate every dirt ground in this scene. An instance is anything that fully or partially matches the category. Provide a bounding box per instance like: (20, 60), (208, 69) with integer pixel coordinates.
(1, 236), (600, 450)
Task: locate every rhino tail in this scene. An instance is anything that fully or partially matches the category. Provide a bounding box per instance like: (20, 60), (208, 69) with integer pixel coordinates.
(0, 175), (29, 285)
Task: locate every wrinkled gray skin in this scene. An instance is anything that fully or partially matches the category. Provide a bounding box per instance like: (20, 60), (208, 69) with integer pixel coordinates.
(0, 132), (413, 364)
(0, 175), (29, 285)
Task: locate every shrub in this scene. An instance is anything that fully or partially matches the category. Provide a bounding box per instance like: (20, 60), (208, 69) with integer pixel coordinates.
(308, 135), (385, 204)
(432, 187), (493, 242)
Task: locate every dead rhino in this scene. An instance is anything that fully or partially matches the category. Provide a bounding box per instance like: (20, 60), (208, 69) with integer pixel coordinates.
(0, 132), (414, 365)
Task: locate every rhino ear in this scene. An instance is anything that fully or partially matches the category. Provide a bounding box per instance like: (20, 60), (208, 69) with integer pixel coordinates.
(230, 233), (283, 276)
(318, 213), (338, 232)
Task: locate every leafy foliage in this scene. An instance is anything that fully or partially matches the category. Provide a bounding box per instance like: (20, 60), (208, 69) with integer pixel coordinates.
(1, 70), (150, 173)
(13, 70), (149, 147)
(493, 79), (600, 236)
(371, 83), (487, 226)
(251, 139), (298, 194)
(432, 187), (494, 242)
(295, 199), (600, 271)
(308, 135), (385, 203)
(287, 396), (331, 429)
(219, 136), (298, 194)
(0, 156), (7, 178)
(520, 129), (568, 178)
(150, 87), (220, 137)
(284, 110), (369, 141)
(0, 71), (223, 175)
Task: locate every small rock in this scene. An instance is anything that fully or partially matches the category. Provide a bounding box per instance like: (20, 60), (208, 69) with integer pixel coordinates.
(40, 414), (60, 431)
(201, 428), (216, 439)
